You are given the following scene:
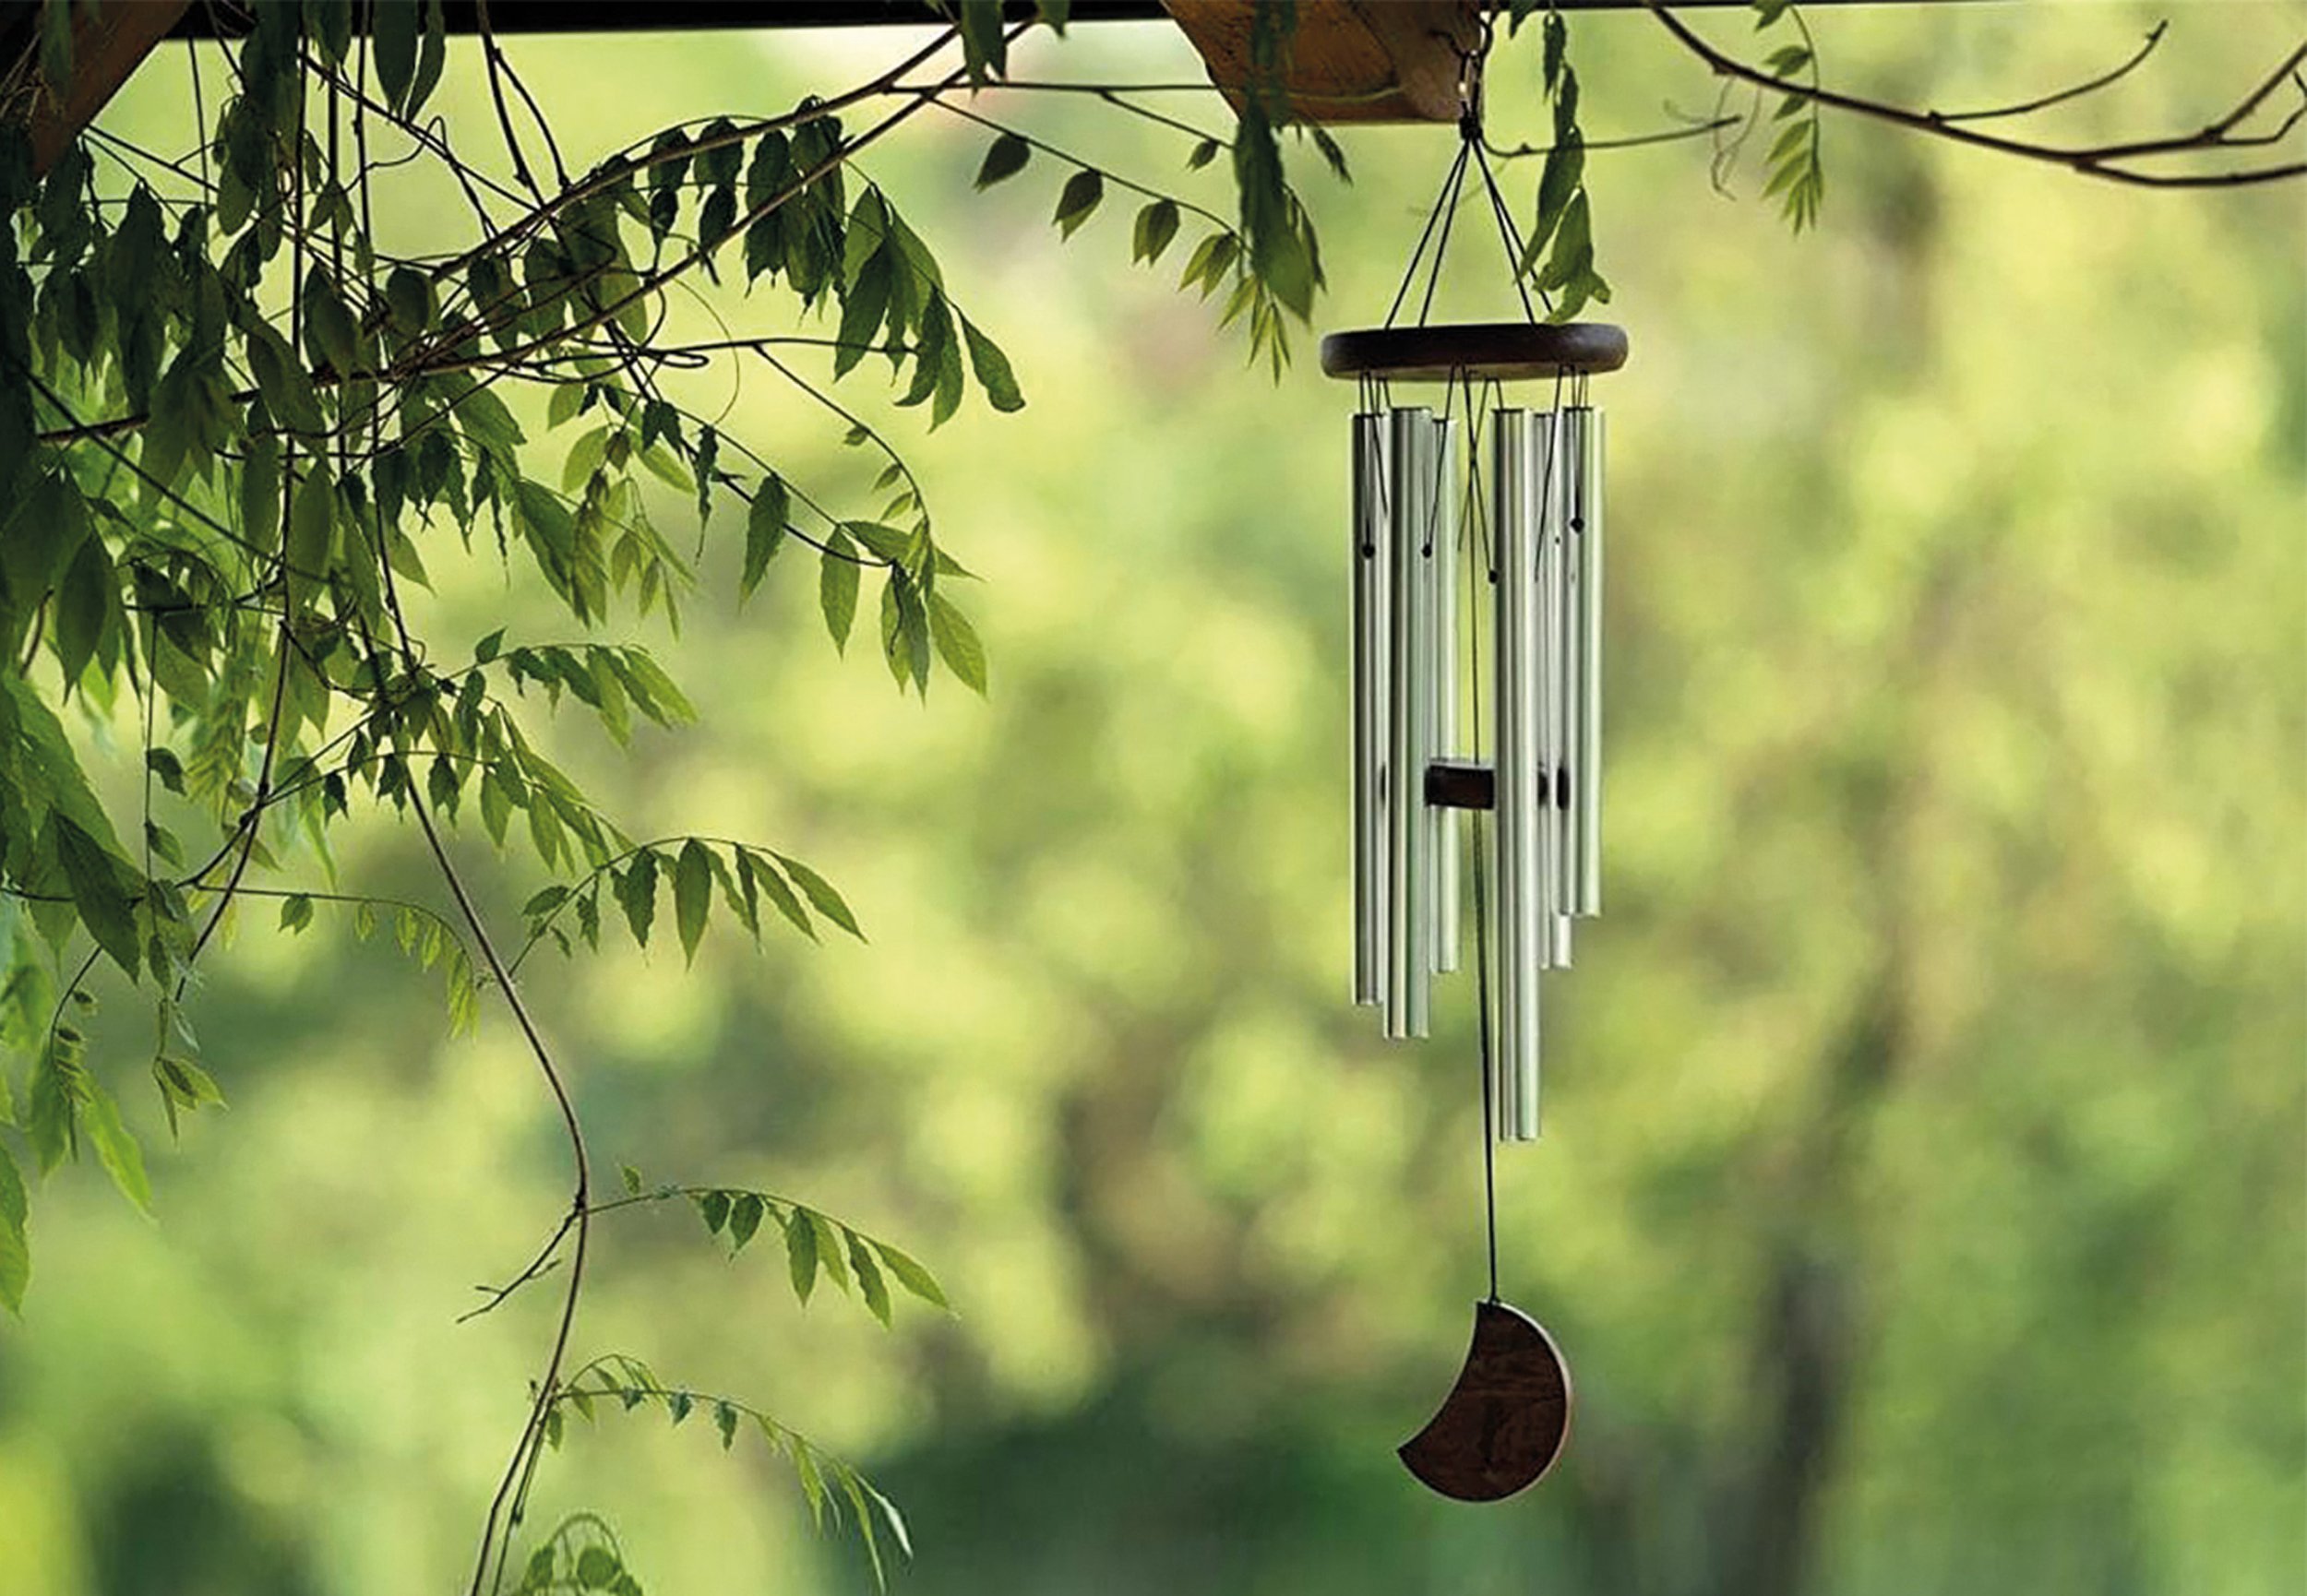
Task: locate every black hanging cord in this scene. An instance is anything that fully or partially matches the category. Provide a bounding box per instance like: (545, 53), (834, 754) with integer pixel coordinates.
(1462, 369), (1503, 1305)
(1384, 137), (1472, 329)
(1381, 18), (1555, 333)
(1470, 134), (1543, 323)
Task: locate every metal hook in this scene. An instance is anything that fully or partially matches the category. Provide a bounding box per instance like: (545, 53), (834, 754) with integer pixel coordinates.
(1452, 4), (1499, 140)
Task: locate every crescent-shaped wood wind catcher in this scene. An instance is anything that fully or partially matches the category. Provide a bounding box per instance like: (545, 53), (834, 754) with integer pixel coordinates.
(1309, 17), (1625, 1506)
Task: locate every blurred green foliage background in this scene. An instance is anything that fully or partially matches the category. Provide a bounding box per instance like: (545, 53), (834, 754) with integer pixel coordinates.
(1, 6), (2301, 1593)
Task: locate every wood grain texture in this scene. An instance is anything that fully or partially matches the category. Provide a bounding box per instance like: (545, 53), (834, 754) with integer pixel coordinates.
(1, 0), (191, 177)
(1397, 1298), (1572, 1501)
(1160, 0), (1480, 125)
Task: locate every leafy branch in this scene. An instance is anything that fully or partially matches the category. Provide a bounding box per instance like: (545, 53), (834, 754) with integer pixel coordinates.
(1646, 0), (2307, 192)
(1512, 4), (1613, 318)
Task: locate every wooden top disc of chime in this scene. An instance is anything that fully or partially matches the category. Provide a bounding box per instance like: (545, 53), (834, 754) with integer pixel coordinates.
(1319, 321), (1628, 384)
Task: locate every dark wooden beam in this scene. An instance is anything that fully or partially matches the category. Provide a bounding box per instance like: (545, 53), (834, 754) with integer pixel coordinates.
(162, 0), (1772, 40)
(5, 0), (191, 175)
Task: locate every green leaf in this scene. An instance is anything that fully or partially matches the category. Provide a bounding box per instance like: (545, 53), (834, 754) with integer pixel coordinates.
(974, 132), (1031, 189)
(785, 1208), (819, 1303)
(0, 1141), (28, 1314)
(880, 573), (926, 691)
(873, 1240), (949, 1309)
(729, 1191), (764, 1249)
(374, 0), (420, 110)
(699, 1187), (731, 1234)
(927, 592), (987, 695)
(300, 264), (362, 377)
(819, 529), (860, 651)
(1052, 168), (1105, 239)
(1537, 191), (1594, 299)
(574, 1546), (619, 1590)
(808, 1209), (852, 1293)
(410, 0), (447, 114)
(744, 852), (815, 941)
(834, 250), (891, 379)
(278, 894), (315, 933)
(1, 675), (122, 854)
(1132, 198), (1181, 266)
(26, 1033), (78, 1175)
(289, 463), (337, 583)
(152, 1054), (226, 1137)
(961, 317), (1024, 412)
(621, 1162), (644, 1195)
(54, 817), (138, 980)
(83, 1082), (152, 1217)
(1186, 137), (1221, 171)
(958, 0), (1007, 84)
(307, 0), (354, 64)
(771, 852), (862, 940)
(1179, 230), (1239, 298)
(1522, 131), (1584, 275)
(53, 532), (116, 689)
(674, 839), (711, 965)
(743, 474), (789, 599)
(240, 433), (282, 552)
(245, 325), (325, 435)
(715, 1399), (740, 1449)
(453, 383), (527, 463)
(616, 849), (658, 946)
(849, 1233), (891, 1326)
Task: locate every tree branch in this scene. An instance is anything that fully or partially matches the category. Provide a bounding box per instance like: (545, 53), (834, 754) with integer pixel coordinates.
(1643, 4), (2307, 190)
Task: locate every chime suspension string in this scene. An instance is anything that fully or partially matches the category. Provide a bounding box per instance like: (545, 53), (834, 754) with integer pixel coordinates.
(1383, 137), (1473, 329)
(1464, 366), (1502, 1303)
(1467, 125), (1546, 325)
(1415, 147), (1476, 328)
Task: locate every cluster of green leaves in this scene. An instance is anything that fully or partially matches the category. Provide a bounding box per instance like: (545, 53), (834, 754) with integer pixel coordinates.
(1226, 0), (1329, 374)
(969, 108), (1329, 381)
(0, 0), (1035, 1292)
(669, 1174), (950, 1325)
(1512, 4), (1613, 319)
(935, 0), (1077, 88)
(7, 985), (151, 1249)
(1751, 0), (1827, 230)
(0, 0), (1340, 1580)
(541, 1352), (914, 1586)
(509, 1513), (647, 1596)
(0, 4), (1038, 1575)
(517, 834), (861, 968)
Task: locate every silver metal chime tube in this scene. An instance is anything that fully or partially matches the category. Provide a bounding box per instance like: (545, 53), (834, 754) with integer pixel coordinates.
(1386, 407), (1434, 1039)
(1351, 412), (1390, 1006)
(1341, 384), (1606, 1149)
(1492, 408), (1543, 1140)
(1565, 407), (1604, 918)
(1536, 410), (1572, 972)
(1429, 415), (1462, 977)
(1330, 323), (1624, 1168)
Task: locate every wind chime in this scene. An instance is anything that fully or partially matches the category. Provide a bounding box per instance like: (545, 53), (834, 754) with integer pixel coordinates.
(1319, 58), (1625, 1505)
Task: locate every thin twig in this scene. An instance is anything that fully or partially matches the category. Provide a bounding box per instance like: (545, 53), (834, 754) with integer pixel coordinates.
(1933, 21), (2168, 124)
(1643, 4), (2307, 189)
